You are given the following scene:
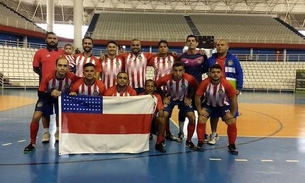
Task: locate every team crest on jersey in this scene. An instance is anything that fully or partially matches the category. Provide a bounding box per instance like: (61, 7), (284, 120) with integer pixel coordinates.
(93, 91), (99, 96)
(218, 89), (224, 94)
(228, 60), (233, 66)
(115, 61), (120, 66)
(138, 55), (142, 61)
(197, 58), (203, 64)
(36, 102), (43, 107)
(181, 84), (186, 90)
(64, 84), (70, 91)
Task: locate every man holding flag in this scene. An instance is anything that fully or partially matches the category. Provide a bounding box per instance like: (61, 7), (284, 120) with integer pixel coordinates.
(24, 58), (78, 153)
(141, 79), (166, 153)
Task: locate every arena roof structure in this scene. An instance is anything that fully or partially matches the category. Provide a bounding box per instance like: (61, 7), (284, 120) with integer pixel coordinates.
(1, 0), (305, 30)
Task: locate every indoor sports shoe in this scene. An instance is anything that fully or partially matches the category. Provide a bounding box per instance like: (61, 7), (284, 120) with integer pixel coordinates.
(204, 134), (209, 143)
(24, 143), (36, 154)
(177, 132), (184, 143)
(208, 133), (219, 145)
(197, 141), (204, 150)
(186, 140), (197, 150)
(41, 132), (50, 143)
(54, 131), (59, 142)
(228, 144), (239, 155)
(165, 133), (178, 141)
(155, 143), (166, 153)
(161, 140), (166, 147)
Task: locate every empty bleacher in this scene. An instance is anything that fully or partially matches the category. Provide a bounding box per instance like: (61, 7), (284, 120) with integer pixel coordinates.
(241, 61), (305, 92)
(91, 12), (192, 41)
(0, 3), (45, 33)
(1, 44), (305, 91)
(90, 12), (305, 44)
(0, 45), (39, 88)
(190, 14), (305, 44)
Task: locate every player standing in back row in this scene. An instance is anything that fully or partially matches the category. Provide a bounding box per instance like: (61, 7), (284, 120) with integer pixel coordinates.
(32, 32), (65, 143)
(176, 35), (208, 141)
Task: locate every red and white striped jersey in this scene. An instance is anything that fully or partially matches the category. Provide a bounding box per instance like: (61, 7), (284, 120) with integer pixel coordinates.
(64, 54), (76, 68)
(118, 52), (154, 89)
(70, 78), (106, 96)
(196, 78), (236, 107)
(156, 73), (198, 101)
(101, 56), (123, 89)
(38, 71), (78, 93)
(104, 85), (137, 97)
(153, 55), (175, 81)
(74, 53), (101, 77)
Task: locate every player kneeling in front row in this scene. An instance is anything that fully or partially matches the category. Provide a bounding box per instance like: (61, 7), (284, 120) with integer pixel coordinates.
(141, 79), (166, 153)
(156, 61), (199, 151)
(195, 64), (238, 154)
(24, 58), (78, 154)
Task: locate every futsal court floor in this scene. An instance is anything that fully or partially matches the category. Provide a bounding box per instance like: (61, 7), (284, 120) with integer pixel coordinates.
(0, 89), (305, 183)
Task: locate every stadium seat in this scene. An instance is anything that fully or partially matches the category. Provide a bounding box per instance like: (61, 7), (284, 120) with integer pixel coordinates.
(241, 61), (305, 91)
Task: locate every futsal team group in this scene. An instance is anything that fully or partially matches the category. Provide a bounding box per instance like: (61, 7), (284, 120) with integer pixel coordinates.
(23, 32), (243, 155)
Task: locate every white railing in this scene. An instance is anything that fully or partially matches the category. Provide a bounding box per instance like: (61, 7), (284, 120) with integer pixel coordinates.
(1, 44), (305, 91)
(0, 39), (46, 49)
(234, 54), (305, 62)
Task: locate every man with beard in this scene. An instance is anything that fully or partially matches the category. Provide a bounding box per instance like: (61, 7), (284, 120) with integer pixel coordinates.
(194, 64), (238, 154)
(153, 40), (176, 82)
(153, 40), (178, 141)
(74, 36), (101, 79)
(117, 39), (155, 94)
(104, 71), (137, 96)
(70, 63), (106, 96)
(33, 32), (65, 81)
(100, 41), (124, 89)
(32, 32), (65, 143)
(205, 39), (243, 145)
(156, 61), (199, 151)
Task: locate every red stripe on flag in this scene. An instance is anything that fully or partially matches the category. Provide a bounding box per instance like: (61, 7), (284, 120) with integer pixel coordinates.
(62, 113), (152, 134)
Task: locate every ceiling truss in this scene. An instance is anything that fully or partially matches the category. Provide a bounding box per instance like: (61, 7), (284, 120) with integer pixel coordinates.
(0, 0), (304, 29)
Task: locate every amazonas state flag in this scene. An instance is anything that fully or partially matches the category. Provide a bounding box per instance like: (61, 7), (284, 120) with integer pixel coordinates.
(59, 94), (155, 155)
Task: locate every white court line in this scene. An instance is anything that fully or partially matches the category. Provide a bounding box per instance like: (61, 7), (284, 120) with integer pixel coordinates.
(286, 160), (299, 163)
(235, 159), (248, 162)
(2, 143), (12, 146)
(18, 140), (26, 143)
(261, 159), (274, 162)
(209, 158), (222, 161)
